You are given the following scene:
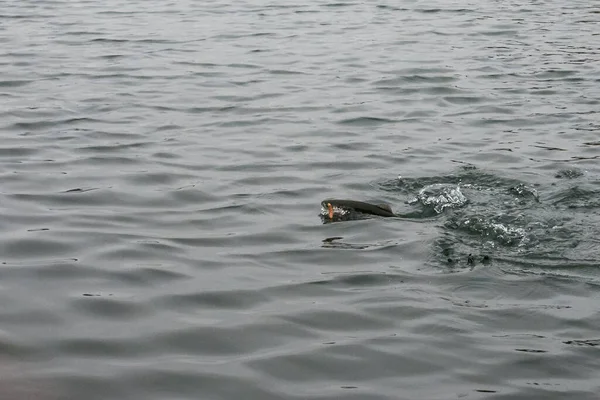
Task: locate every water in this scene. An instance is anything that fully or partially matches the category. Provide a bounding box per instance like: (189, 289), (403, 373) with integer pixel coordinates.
(1, 0), (600, 398)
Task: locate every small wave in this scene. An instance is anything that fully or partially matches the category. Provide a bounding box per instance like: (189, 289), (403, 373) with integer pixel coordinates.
(0, 80), (31, 88)
(508, 183), (540, 203)
(337, 116), (397, 126)
(555, 168), (585, 179)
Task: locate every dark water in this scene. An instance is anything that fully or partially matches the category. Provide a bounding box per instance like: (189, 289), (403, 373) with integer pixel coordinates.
(1, 0), (600, 398)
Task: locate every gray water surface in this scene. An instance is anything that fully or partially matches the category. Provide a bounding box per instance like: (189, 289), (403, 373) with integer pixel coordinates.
(2, 0), (600, 399)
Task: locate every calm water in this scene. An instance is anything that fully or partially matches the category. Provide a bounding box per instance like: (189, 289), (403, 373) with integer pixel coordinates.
(1, 0), (600, 398)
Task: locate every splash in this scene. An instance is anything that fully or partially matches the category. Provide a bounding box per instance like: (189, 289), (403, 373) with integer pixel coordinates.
(410, 183), (468, 213)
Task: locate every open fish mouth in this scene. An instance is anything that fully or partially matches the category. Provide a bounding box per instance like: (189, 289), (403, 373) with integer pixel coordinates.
(320, 204), (351, 219)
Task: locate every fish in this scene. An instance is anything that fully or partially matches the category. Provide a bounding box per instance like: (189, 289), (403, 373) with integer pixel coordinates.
(321, 199), (396, 220)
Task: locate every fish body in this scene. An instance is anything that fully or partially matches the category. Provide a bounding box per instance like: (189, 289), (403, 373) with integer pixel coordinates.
(321, 199), (396, 219)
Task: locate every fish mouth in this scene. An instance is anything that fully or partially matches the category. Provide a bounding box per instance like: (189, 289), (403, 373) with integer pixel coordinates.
(320, 200), (340, 219)
(320, 201), (351, 221)
(327, 202), (334, 219)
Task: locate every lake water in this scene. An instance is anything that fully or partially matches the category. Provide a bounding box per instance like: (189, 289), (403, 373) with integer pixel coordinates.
(1, 0), (600, 398)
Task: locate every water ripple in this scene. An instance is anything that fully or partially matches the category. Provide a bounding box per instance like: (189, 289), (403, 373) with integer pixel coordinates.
(2, 0), (600, 399)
